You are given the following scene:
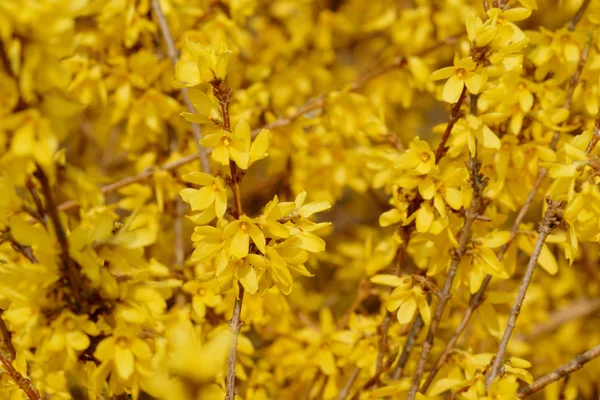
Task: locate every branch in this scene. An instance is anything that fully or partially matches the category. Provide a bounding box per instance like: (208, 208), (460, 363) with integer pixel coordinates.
(151, 0), (211, 174)
(0, 352), (40, 400)
(406, 157), (488, 400)
(517, 344), (600, 398)
(337, 367), (361, 400)
(486, 197), (564, 388)
(568, 0), (591, 32)
(34, 167), (86, 312)
(523, 297), (600, 339)
(585, 106), (600, 155)
(390, 314), (425, 380)
(0, 314), (15, 361)
(434, 86), (467, 163)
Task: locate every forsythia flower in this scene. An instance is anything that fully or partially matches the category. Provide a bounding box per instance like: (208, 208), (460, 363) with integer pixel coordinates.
(429, 54), (485, 103)
(200, 119), (270, 169)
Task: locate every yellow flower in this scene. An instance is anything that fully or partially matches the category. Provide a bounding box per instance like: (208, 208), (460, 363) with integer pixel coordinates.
(371, 275), (431, 325)
(182, 279), (222, 319)
(429, 54), (485, 103)
(94, 324), (153, 381)
(180, 171), (229, 222)
(199, 119), (270, 170)
(176, 41), (231, 86)
(223, 215), (266, 259)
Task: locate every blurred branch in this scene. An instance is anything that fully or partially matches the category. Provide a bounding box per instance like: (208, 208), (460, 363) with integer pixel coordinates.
(518, 344), (600, 398)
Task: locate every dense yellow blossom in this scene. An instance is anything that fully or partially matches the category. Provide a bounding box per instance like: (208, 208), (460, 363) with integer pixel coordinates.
(0, 0), (600, 400)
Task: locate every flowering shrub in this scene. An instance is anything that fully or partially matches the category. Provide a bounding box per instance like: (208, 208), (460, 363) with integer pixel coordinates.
(1, 0), (600, 399)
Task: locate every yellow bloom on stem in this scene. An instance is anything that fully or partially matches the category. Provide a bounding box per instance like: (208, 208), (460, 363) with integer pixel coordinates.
(429, 54), (485, 103)
(176, 41), (231, 86)
(370, 274), (431, 325)
(223, 215), (266, 259)
(199, 119), (270, 170)
(180, 171), (228, 222)
(94, 325), (153, 381)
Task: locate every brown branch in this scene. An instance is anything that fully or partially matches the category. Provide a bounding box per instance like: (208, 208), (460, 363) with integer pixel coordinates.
(57, 153), (199, 212)
(337, 367), (361, 400)
(34, 167), (86, 312)
(523, 297), (600, 339)
(391, 314), (425, 379)
(0, 352), (40, 400)
(585, 106), (600, 155)
(151, 0), (211, 174)
(568, 0), (591, 32)
(517, 344), (600, 398)
(434, 86), (467, 163)
(421, 25), (593, 391)
(406, 157), (487, 400)
(486, 197), (564, 388)
(0, 314), (15, 361)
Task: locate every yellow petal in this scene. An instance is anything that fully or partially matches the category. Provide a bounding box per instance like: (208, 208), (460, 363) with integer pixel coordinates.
(115, 347), (135, 380)
(442, 75), (464, 104)
(175, 60), (201, 86)
(396, 298), (417, 324)
(299, 201), (331, 218)
(481, 125), (501, 149)
(370, 274), (404, 287)
(249, 129), (270, 165)
(418, 178), (436, 200)
(429, 66), (455, 81)
(238, 263), (259, 294)
(234, 119), (251, 144)
(464, 72), (483, 94)
(416, 295), (431, 325)
(415, 205), (434, 233)
(538, 244), (558, 275)
(443, 188), (463, 210)
(182, 171), (215, 186)
(230, 229), (249, 259)
(211, 145), (230, 166)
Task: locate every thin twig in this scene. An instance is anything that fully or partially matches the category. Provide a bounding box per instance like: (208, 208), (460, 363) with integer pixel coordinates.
(336, 281), (372, 330)
(517, 344), (600, 398)
(57, 153), (199, 212)
(0, 314), (15, 360)
(486, 197), (564, 388)
(568, 0), (591, 32)
(585, 106), (600, 155)
(0, 352), (40, 400)
(34, 167), (86, 312)
(523, 297), (600, 339)
(151, 0), (211, 173)
(337, 367), (361, 400)
(434, 86), (467, 163)
(406, 157), (487, 400)
(391, 314), (425, 380)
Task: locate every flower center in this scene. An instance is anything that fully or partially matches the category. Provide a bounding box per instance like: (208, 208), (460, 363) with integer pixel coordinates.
(222, 136), (231, 146)
(117, 337), (128, 347)
(419, 152), (430, 162)
(456, 68), (466, 79)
